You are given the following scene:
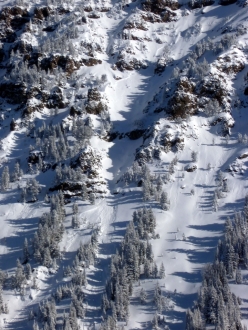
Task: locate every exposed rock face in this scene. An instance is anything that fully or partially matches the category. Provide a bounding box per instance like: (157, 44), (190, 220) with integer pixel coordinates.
(135, 147), (153, 164)
(216, 54), (245, 74)
(238, 153), (248, 159)
(41, 55), (81, 75)
(162, 134), (184, 152)
(12, 40), (32, 54)
(219, 0), (237, 5)
(88, 11), (101, 19)
(0, 82), (27, 104)
(126, 129), (146, 140)
(142, 0), (179, 13)
(185, 164), (197, 172)
(10, 118), (16, 131)
(160, 8), (178, 22)
(85, 88), (106, 115)
(155, 56), (173, 74)
(189, 0), (214, 9)
(82, 58), (102, 66)
(47, 86), (67, 109)
(71, 146), (102, 178)
(0, 48), (4, 62)
(199, 76), (228, 106)
(167, 77), (197, 118)
(33, 6), (51, 21)
(0, 6), (30, 42)
(141, 11), (162, 23)
(116, 57), (147, 71)
(124, 19), (148, 31)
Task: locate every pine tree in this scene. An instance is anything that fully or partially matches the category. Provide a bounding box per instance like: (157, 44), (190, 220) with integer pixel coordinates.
(140, 287), (147, 304)
(81, 183), (88, 201)
(23, 238), (30, 263)
(0, 285), (5, 314)
(1, 166), (9, 191)
(191, 151), (198, 162)
(160, 191), (170, 210)
(235, 268), (242, 284)
(72, 202), (79, 215)
(159, 262), (165, 279)
(89, 192), (96, 205)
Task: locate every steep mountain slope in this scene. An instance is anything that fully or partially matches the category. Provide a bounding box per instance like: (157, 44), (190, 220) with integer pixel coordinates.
(0, 0), (248, 329)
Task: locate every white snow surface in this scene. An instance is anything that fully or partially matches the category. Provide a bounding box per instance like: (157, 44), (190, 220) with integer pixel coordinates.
(0, 0), (248, 328)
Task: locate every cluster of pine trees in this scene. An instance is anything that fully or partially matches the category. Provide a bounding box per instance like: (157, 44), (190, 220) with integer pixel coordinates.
(31, 227), (99, 329)
(101, 208), (164, 329)
(216, 195), (248, 278)
(35, 123), (71, 163)
(34, 119), (93, 166)
(119, 162), (170, 210)
(213, 170), (229, 212)
(32, 192), (65, 267)
(185, 195), (248, 330)
(21, 178), (41, 202)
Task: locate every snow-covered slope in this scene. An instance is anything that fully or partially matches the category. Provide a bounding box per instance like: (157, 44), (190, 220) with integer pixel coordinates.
(0, 0), (248, 328)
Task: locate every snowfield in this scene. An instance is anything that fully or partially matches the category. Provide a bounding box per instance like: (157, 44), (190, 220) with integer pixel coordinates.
(0, 0), (247, 328)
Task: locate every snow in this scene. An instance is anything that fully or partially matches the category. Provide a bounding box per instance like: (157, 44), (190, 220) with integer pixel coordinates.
(0, 0), (248, 328)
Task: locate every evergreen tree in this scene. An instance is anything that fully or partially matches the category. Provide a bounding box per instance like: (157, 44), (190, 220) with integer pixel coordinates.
(159, 262), (165, 279)
(160, 191), (170, 211)
(140, 287), (147, 304)
(23, 238), (30, 263)
(1, 166), (10, 191)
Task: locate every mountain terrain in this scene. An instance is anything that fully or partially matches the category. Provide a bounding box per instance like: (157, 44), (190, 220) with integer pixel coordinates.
(0, 0), (248, 328)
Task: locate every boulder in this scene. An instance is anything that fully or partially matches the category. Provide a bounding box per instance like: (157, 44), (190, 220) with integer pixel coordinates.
(185, 164), (197, 172)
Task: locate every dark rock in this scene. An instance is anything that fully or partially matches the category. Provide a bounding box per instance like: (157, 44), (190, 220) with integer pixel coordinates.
(155, 56), (173, 74)
(47, 86), (66, 109)
(142, 0), (179, 13)
(83, 6), (93, 12)
(244, 87), (248, 95)
(70, 106), (81, 116)
(199, 77), (228, 105)
(216, 54), (245, 74)
(0, 82), (27, 104)
(81, 58), (102, 66)
(41, 55), (81, 75)
(87, 88), (101, 102)
(219, 0), (237, 5)
(116, 58), (147, 71)
(162, 134), (184, 152)
(189, 0), (214, 9)
(12, 40), (32, 54)
(27, 151), (43, 164)
(185, 164), (197, 172)
(238, 153), (248, 159)
(34, 6), (51, 20)
(160, 8), (178, 22)
(10, 15), (29, 30)
(167, 77), (197, 118)
(88, 11), (101, 19)
(135, 147), (152, 164)
(126, 129), (146, 140)
(43, 24), (57, 32)
(141, 12), (162, 23)
(50, 182), (84, 193)
(124, 20), (148, 31)
(85, 88), (106, 115)
(104, 131), (119, 142)
(23, 104), (44, 117)
(71, 146), (101, 178)
(0, 48), (4, 62)
(10, 118), (16, 131)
